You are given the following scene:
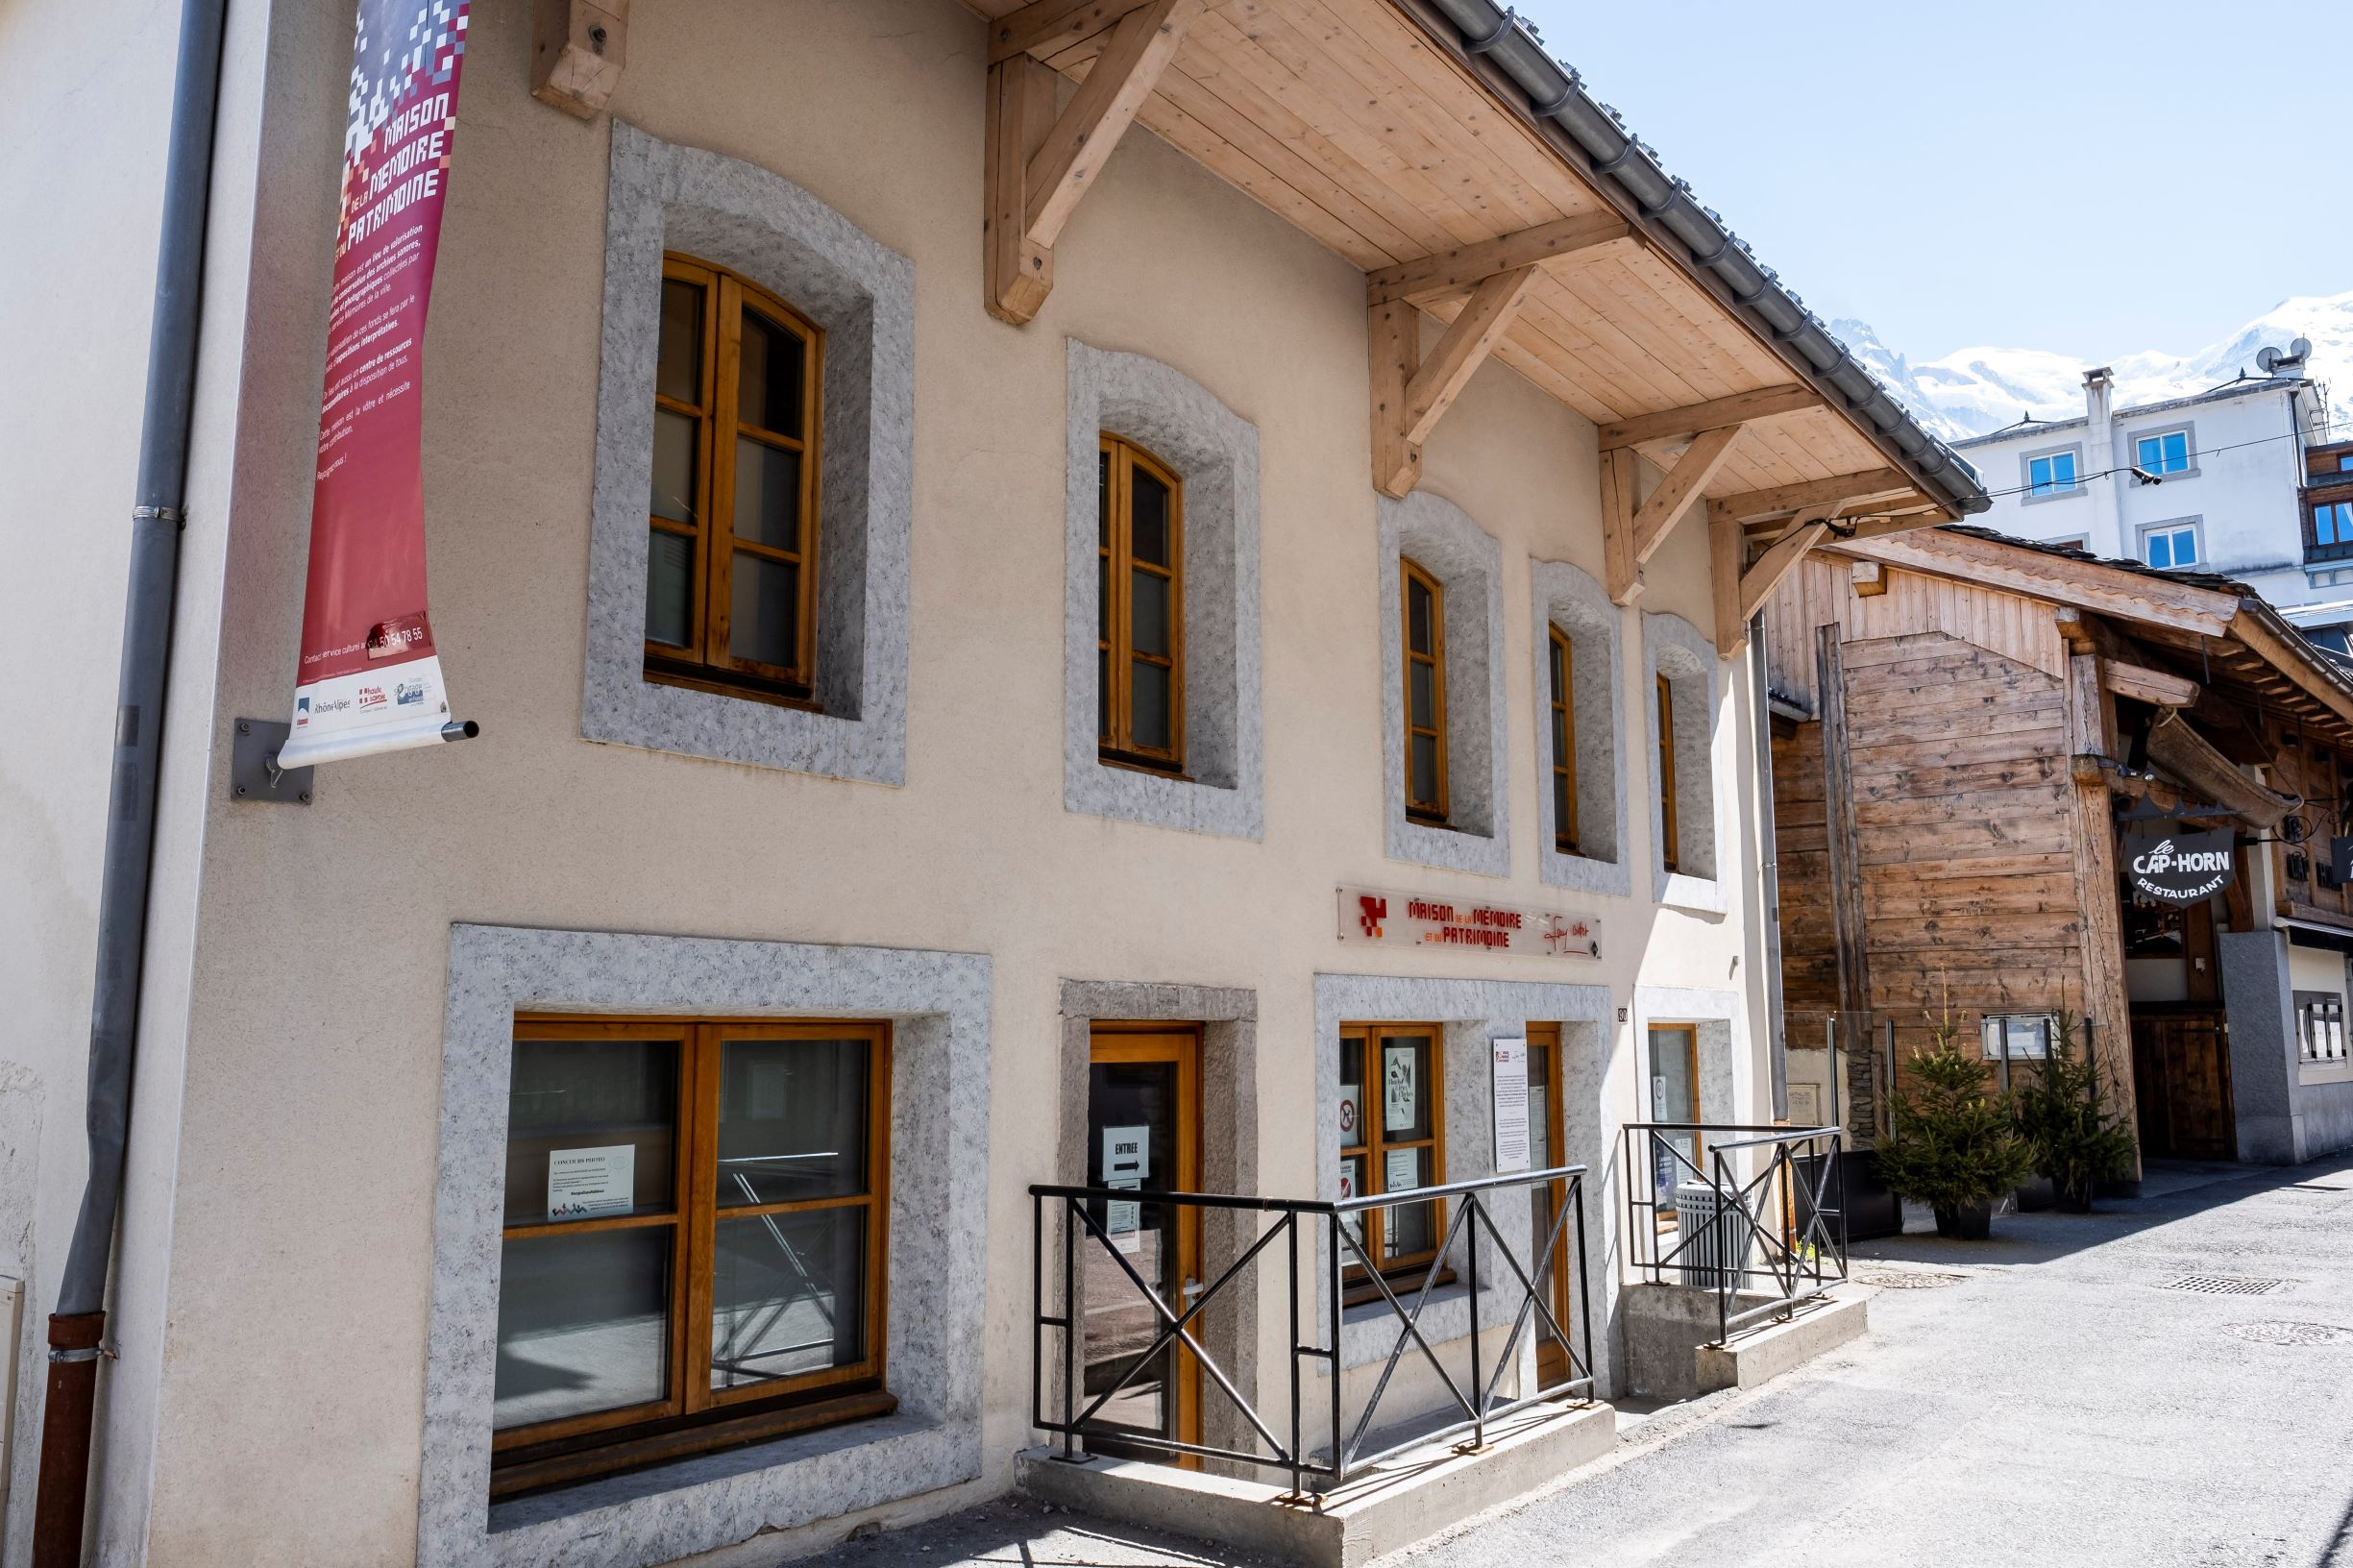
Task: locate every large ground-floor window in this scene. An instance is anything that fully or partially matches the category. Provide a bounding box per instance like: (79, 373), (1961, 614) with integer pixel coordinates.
(1338, 1022), (1445, 1292)
(491, 1017), (893, 1495)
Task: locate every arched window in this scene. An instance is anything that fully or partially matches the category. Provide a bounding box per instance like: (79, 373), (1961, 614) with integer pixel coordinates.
(1402, 558), (1448, 822)
(645, 254), (824, 701)
(1097, 434), (1185, 771)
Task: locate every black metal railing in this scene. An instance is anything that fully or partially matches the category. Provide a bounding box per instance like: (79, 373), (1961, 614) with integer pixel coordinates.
(1030, 1165), (1595, 1497)
(1622, 1123), (1846, 1344)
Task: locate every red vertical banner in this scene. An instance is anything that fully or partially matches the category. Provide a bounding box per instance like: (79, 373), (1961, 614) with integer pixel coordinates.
(278, 0), (473, 769)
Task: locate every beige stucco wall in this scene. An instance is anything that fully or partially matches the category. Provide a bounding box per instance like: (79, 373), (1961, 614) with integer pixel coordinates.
(7, 1), (1775, 1562)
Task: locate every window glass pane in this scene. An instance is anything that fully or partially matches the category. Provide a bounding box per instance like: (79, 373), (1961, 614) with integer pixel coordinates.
(2029, 457), (2049, 490)
(504, 1037), (678, 1224)
(2146, 533), (2170, 568)
(1131, 659), (1170, 750)
(1409, 732), (1438, 807)
(2137, 437), (2159, 470)
(1378, 1035), (1434, 1140)
(1097, 647), (1111, 743)
(646, 528), (695, 648)
(729, 552), (799, 670)
(1380, 1147), (1435, 1260)
(1131, 568), (1170, 656)
(710, 1210), (866, 1389)
(716, 1036), (870, 1207)
(658, 280), (703, 406)
(2171, 529), (2196, 564)
(1409, 659), (1435, 727)
(495, 1227), (671, 1429)
(1551, 707), (1568, 770)
(737, 308), (804, 438)
(1549, 634), (1565, 704)
(2165, 432), (2189, 469)
(1407, 574), (1434, 653)
(651, 408), (699, 524)
(1339, 1154), (1366, 1253)
(732, 438), (802, 551)
(1340, 1038), (1365, 1152)
(1553, 770), (1572, 845)
(2054, 453), (2075, 483)
(1098, 449), (1111, 548)
(1131, 468), (1171, 566)
(1650, 1028), (1698, 1123)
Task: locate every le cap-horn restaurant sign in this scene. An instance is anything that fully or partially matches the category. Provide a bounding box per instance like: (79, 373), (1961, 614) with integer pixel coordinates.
(2124, 829), (2238, 904)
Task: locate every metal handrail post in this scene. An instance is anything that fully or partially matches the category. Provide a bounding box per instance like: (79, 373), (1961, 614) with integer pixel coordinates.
(1287, 1212), (1303, 1498)
(1327, 1212), (1342, 1495)
(1031, 1189), (1042, 1432)
(1062, 1194), (1079, 1460)
(1466, 1191), (1483, 1451)
(1574, 1174), (1594, 1395)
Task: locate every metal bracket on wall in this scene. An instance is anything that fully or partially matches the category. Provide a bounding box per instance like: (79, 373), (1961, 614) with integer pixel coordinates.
(230, 718), (312, 805)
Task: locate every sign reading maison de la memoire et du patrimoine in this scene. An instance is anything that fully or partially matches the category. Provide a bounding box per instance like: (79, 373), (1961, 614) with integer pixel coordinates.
(2124, 829), (2237, 904)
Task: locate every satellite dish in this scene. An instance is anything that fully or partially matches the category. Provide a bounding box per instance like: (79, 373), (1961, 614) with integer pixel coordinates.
(2292, 336), (2313, 359)
(2258, 347), (2282, 373)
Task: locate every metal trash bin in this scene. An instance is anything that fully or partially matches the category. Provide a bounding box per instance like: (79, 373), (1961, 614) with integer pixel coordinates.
(1674, 1182), (1754, 1289)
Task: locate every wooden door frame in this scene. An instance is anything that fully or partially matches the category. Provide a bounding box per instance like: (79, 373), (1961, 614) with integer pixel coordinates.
(1527, 1023), (1573, 1386)
(1088, 1023), (1204, 1457)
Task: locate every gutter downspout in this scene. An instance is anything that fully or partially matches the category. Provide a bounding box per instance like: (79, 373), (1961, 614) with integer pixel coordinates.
(1750, 612), (1790, 1121)
(32, 0), (230, 1562)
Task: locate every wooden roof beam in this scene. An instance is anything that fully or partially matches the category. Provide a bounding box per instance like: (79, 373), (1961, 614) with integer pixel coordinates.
(1600, 383), (1825, 453)
(1370, 265), (1540, 498)
(1606, 423), (1744, 603)
(1828, 530), (2240, 638)
(1714, 467), (1917, 528)
(1363, 212), (1634, 305)
(988, 0), (1160, 62)
(984, 0), (1201, 325)
(1713, 512), (1828, 653)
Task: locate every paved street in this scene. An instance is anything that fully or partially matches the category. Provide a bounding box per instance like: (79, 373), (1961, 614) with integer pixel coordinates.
(817, 1157), (2353, 1568)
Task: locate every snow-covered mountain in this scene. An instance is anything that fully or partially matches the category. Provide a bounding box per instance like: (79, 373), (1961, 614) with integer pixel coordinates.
(1831, 292), (2353, 447)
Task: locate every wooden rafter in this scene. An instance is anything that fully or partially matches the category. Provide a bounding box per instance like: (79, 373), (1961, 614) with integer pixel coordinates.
(987, 0), (1161, 61)
(1369, 264), (1539, 498)
(1605, 424), (1742, 603)
(1363, 212), (1633, 305)
(983, 0), (1202, 324)
(1599, 383), (1823, 453)
(1711, 513), (1827, 652)
(1711, 468), (1915, 527)
(2102, 660), (2201, 709)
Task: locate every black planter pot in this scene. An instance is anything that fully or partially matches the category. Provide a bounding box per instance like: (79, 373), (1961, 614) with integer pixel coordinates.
(1932, 1201), (1994, 1239)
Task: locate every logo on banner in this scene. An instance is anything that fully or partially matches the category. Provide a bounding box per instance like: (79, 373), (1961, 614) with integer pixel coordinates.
(2125, 828), (2236, 903)
(1358, 895), (1386, 939)
(395, 680), (426, 705)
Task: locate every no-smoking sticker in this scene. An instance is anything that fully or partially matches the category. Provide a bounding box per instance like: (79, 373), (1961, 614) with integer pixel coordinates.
(1339, 1097), (1357, 1136)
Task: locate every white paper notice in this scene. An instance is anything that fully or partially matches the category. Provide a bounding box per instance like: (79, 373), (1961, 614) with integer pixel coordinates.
(1102, 1125), (1150, 1183)
(1788, 1083), (1821, 1126)
(1384, 1045), (1418, 1133)
(1385, 1146), (1421, 1194)
(1490, 1037), (1530, 1173)
(548, 1144), (635, 1221)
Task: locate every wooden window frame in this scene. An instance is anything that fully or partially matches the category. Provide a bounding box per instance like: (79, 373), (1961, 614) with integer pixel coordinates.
(1338, 1022), (1447, 1292)
(491, 1017), (892, 1497)
(1098, 434), (1187, 772)
(1656, 674), (1680, 873)
(1402, 559), (1450, 824)
(1547, 625), (1579, 855)
(1647, 1021), (1702, 1232)
(645, 254), (826, 706)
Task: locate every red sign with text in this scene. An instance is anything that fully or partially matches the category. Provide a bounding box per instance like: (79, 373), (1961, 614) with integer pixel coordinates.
(1336, 887), (1602, 961)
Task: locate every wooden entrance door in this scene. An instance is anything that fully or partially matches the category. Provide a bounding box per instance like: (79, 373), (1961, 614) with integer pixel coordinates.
(1084, 1028), (1203, 1459)
(2130, 1010), (2235, 1161)
(1525, 1024), (1576, 1387)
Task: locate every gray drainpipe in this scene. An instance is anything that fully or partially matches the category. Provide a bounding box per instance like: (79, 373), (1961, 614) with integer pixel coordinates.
(31, 0), (230, 1562)
(1749, 613), (1790, 1121)
(1415, 0), (1990, 518)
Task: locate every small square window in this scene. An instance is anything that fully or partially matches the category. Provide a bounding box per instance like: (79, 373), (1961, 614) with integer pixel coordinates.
(2143, 522), (2198, 569)
(2136, 429), (2192, 475)
(1980, 1014), (2055, 1060)
(2029, 452), (2079, 496)
(2339, 455), (2353, 474)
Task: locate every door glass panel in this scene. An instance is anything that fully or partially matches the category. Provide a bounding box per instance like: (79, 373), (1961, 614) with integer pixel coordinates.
(714, 1036), (870, 1208)
(710, 1209), (865, 1389)
(1085, 1058), (1180, 1440)
(732, 437), (802, 551)
(1650, 1027), (1700, 1203)
(495, 1226), (672, 1428)
(737, 308), (804, 438)
(504, 1037), (678, 1225)
(1526, 1042), (1562, 1352)
(729, 553), (799, 670)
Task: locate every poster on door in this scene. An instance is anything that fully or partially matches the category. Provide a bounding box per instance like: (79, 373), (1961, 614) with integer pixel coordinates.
(277, 0), (475, 770)
(1102, 1124), (1148, 1255)
(1384, 1045), (1418, 1133)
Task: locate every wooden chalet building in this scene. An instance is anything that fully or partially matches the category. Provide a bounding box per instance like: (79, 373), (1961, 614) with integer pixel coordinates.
(1763, 526), (2353, 1190)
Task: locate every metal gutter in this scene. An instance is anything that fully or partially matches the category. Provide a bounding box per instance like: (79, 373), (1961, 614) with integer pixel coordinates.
(1407, 0), (1989, 519)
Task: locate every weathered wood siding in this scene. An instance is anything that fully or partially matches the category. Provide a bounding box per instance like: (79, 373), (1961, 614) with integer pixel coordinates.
(1773, 717), (1837, 1056)
(1764, 554), (2069, 716)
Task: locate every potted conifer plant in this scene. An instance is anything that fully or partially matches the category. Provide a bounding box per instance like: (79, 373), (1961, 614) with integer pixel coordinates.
(2013, 1012), (2138, 1213)
(1874, 1002), (2035, 1239)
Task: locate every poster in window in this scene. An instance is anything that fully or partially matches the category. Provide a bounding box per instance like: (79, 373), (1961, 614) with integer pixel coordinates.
(1101, 1124), (1148, 1254)
(1384, 1147), (1421, 1195)
(1384, 1044), (1418, 1133)
(548, 1144), (635, 1220)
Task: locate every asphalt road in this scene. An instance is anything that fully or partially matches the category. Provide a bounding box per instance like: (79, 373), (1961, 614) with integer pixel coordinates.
(810, 1156), (2353, 1568)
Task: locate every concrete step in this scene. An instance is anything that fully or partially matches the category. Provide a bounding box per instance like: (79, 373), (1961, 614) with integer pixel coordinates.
(1016, 1400), (1615, 1568)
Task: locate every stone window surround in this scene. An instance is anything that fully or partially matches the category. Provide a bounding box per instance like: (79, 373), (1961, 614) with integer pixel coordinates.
(1311, 974), (1614, 1386)
(2018, 440), (2087, 507)
(1644, 612), (1726, 915)
(1379, 492), (1511, 878)
(582, 121), (915, 783)
(1530, 559), (1630, 897)
(1051, 981), (1260, 1449)
(417, 924), (991, 1568)
(1063, 342), (1264, 839)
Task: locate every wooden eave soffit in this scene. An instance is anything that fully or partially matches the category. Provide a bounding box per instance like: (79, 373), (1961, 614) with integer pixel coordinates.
(984, 0), (1203, 325)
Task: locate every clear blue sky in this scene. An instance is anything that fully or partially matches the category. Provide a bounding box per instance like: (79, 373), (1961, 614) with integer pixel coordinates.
(1510, 0), (2348, 364)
